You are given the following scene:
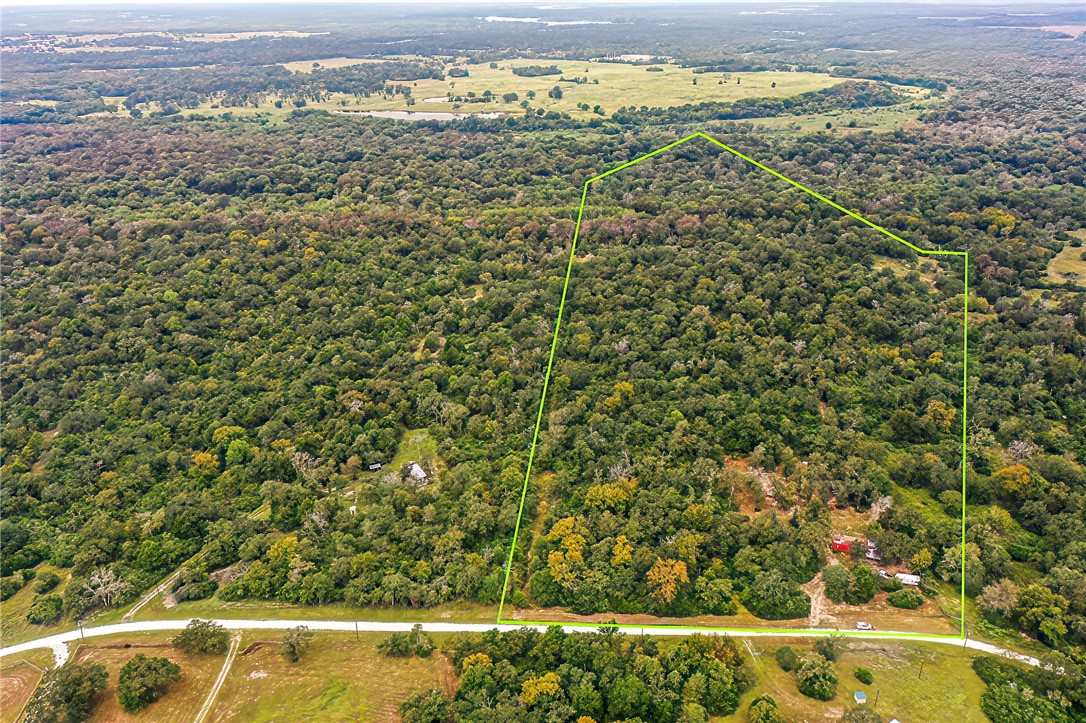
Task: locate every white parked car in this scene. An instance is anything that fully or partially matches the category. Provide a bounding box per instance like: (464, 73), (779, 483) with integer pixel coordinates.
(856, 621), (873, 631)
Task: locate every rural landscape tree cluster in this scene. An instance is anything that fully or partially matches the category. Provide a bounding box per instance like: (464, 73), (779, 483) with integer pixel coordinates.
(401, 627), (750, 722)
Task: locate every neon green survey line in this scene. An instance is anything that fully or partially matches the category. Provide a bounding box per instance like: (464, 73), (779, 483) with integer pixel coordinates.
(961, 254), (969, 638)
(498, 132), (970, 640)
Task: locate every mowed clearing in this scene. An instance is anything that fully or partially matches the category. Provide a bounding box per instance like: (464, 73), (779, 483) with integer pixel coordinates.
(207, 632), (455, 722)
(66, 632), (224, 722)
(732, 639), (988, 722)
(1047, 230), (1086, 283)
(325, 59), (847, 117)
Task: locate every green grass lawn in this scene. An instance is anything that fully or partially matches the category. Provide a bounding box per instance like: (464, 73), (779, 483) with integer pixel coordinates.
(207, 631), (455, 722)
(726, 639), (989, 722)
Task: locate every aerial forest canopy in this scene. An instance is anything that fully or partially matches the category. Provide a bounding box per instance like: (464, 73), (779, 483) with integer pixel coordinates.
(1, 4), (1085, 697)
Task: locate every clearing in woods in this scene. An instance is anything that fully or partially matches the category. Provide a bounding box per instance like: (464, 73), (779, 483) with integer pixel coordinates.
(1047, 229), (1086, 283)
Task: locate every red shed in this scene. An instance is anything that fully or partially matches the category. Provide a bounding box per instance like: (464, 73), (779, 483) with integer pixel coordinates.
(831, 537), (851, 552)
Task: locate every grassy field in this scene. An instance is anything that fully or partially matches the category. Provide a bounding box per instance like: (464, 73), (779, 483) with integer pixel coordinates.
(0, 564), (76, 648)
(728, 639), (989, 722)
(742, 86), (939, 135)
(281, 57), (390, 73)
(185, 59), (856, 120)
(1047, 230), (1086, 282)
(64, 632), (223, 722)
(207, 631), (454, 722)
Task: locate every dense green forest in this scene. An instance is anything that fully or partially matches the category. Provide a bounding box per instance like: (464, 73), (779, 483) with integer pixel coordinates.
(400, 627), (751, 722)
(2, 3), (1086, 720)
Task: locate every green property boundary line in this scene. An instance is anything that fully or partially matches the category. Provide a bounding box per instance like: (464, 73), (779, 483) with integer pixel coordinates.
(497, 131), (969, 641)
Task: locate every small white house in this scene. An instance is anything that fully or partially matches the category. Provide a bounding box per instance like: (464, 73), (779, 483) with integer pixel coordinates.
(895, 572), (921, 586)
(368, 463), (383, 471)
(408, 462), (429, 484)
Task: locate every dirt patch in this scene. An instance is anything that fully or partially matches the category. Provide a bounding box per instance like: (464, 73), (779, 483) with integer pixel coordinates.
(0, 665), (44, 722)
(240, 641), (275, 656)
(802, 572), (839, 628)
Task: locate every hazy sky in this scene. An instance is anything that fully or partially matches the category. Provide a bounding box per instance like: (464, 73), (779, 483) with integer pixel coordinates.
(2, 0), (1056, 6)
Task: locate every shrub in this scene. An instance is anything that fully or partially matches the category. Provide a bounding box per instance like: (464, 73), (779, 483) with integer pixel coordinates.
(887, 589), (924, 609)
(378, 624), (435, 658)
(117, 654), (181, 713)
(33, 571), (62, 594)
(814, 635), (844, 662)
(774, 645), (799, 672)
(0, 576), (23, 601)
(172, 619), (230, 655)
(796, 654), (838, 701)
(878, 575), (903, 593)
(748, 694), (786, 723)
(281, 626), (313, 663)
(854, 667), (873, 685)
(27, 594), (64, 625)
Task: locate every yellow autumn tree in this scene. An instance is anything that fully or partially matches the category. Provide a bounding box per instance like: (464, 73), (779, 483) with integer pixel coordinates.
(646, 558), (688, 605)
(192, 451), (219, 475)
(611, 535), (633, 566)
(520, 672), (561, 705)
(461, 652), (492, 671)
(995, 464), (1035, 495)
(925, 399), (957, 433)
(585, 477), (637, 510)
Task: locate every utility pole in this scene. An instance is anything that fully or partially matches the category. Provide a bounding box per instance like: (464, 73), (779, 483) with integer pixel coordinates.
(354, 621), (359, 641)
(918, 660), (925, 679)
